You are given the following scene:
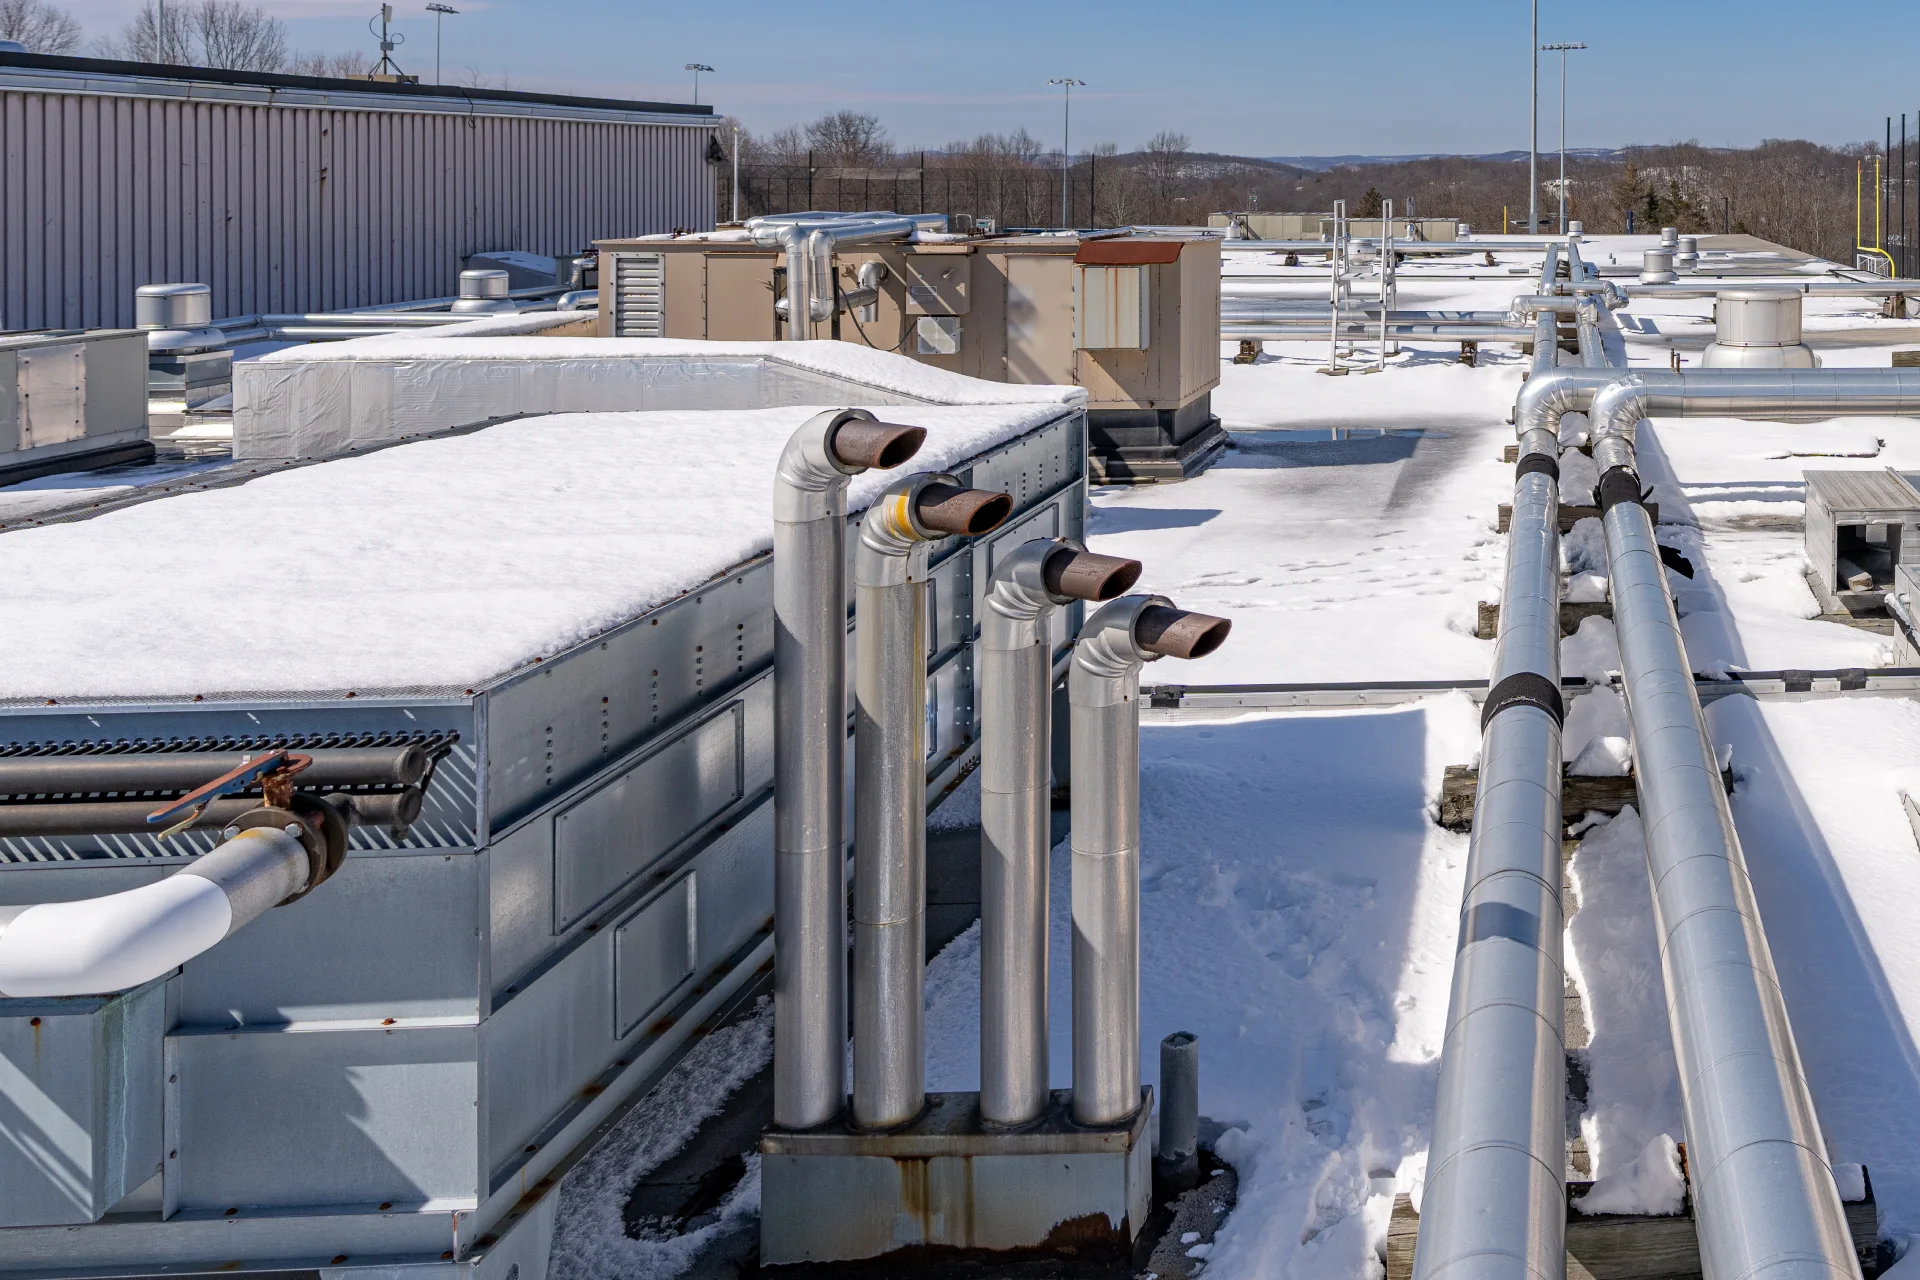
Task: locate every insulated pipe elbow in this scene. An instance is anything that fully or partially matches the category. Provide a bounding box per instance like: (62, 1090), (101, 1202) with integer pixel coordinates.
(982, 540), (1142, 653)
(855, 473), (1013, 587)
(0, 826), (311, 998)
(773, 409), (926, 523)
(1513, 366), (1635, 439)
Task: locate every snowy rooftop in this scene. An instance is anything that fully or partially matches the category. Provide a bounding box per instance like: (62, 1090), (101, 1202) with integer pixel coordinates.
(0, 403), (1067, 700)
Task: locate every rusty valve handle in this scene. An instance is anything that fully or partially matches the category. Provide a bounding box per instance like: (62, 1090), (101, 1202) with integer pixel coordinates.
(1135, 606), (1232, 660)
(1043, 549), (1143, 603)
(830, 420), (927, 471)
(914, 483), (1014, 537)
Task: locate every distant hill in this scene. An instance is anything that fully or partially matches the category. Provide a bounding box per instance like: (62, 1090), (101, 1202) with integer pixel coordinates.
(1264, 148), (1624, 171)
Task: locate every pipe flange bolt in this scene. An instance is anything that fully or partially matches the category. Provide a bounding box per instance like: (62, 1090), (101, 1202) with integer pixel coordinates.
(227, 794), (348, 903)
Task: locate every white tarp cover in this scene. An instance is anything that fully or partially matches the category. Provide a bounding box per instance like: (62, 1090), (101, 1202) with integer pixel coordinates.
(0, 403), (1071, 699)
(234, 330), (1083, 460)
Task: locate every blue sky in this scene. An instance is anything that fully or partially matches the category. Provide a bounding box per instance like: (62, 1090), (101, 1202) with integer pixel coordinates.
(67, 0), (1920, 155)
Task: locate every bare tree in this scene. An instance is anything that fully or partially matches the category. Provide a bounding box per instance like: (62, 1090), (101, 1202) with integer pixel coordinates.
(806, 110), (889, 164)
(192, 0), (284, 71)
(98, 0), (190, 63)
(0, 0), (82, 53)
(288, 50), (367, 78)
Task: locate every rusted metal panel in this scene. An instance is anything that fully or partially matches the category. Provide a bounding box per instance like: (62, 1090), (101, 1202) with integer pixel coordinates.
(1, 60), (716, 332)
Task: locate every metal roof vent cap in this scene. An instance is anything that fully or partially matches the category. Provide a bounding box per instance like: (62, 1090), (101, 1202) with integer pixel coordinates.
(450, 268), (517, 313)
(1568, 220), (1584, 236)
(1639, 247), (1677, 284)
(1701, 287), (1819, 368)
(1675, 235), (1701, 271)
(1659, 226), (1679, 249)
(135, 282), (227, 353)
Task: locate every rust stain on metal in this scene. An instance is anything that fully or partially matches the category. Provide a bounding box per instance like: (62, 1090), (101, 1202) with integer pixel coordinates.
(1075, 239), (1185, 266)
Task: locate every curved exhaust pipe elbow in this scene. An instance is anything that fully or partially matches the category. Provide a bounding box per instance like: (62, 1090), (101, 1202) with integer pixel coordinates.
(774, 409), (925, 524)
(857, 473), (1013, 587)
(1072, 595), (1232, 691)
(983, 540), (1143, 651)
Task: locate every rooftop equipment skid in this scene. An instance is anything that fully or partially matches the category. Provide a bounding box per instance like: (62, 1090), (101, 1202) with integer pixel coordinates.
(0, 407), (1086, 1278)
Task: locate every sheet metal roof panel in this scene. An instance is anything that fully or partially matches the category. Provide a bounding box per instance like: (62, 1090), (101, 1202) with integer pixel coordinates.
(1804, 469), (1920, 517)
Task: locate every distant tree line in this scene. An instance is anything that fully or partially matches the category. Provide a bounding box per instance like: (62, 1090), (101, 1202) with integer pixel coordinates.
(718, 111), (1886, 265)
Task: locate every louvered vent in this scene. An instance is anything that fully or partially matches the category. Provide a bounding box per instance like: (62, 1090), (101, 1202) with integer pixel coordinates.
(612, 252), (667, 336)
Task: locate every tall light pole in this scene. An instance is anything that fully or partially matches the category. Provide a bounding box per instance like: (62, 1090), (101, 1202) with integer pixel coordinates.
(685, 63), (714, 106)
(425, 3), (455, 85)
(1543, 42), (1585, 233)
(1048, 77), (1085, 229)
(1528, 0), (1538, 233)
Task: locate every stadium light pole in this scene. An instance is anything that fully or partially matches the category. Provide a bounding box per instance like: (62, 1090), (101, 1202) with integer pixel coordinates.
(1049, 77), (1085, 229)
(686, 63), (714, 106)
(1544, 42), (1585, 233)
(425, 4), (455, 85)
(1528, 0), (1538, 233)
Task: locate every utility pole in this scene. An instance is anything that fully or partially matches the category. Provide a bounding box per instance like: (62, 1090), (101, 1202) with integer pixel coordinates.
(1528, 0), (1538, 233)
(1048, 77), (1085, 229)
(732, 123), (741, 222)
(1543, 42), (1585, 233)
(425, 3), (455, 85)
(685, 63), (713, 107)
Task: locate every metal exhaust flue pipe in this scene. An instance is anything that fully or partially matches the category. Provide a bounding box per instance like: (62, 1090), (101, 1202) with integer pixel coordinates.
(1068, 595), (1229, 1126)
(771, 409), (928, 1131)
(1413, 422), (1568, 1280)
(852, 472), (1013, 1130)
(979, 539), (1142, 1128)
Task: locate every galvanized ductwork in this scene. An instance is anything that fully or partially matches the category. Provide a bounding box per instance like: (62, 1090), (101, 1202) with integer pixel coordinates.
(770, 409), (928, 1130)
(851, 472), (1013, 1130)
(1068, 595), (1229, 1126)
(978, 539), (1142, 1128)
(748, 212), (947, 336)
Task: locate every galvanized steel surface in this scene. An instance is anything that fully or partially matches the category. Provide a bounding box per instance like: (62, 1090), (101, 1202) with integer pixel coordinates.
(1, 64), (715, 331)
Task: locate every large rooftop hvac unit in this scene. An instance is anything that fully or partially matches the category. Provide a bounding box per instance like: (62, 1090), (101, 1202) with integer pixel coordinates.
(594, 231), (1225, 483)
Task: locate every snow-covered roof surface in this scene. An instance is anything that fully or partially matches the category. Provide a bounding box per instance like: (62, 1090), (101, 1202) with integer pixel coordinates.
(0, 404), (1066, 699)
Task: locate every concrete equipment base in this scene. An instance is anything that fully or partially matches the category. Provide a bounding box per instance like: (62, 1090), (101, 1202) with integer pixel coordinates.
(758, 1087), (1153, 1265)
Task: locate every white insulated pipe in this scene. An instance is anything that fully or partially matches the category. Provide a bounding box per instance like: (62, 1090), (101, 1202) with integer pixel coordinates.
(978, 539), (1141, 1128)
(770, 409), (927, 1131)
(851, 473), (1012, 1130)
(0, 826), (310, 997)
(1068, 595), (1229, 1127)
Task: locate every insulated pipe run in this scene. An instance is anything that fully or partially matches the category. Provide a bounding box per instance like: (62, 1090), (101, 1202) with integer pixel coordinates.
(1412, 424), (1568, 1280)
(1068, 596), (1230, 1127)
(978, 540), (1142, 1128)
(1584, 368), (1920, 444)
(1586, 422), (1861, 1280)
(852, 473), (1013, 1130)
(0, 825), (312, 997)
(749, 213), (945, 333)
(771, 409), (928, 1131)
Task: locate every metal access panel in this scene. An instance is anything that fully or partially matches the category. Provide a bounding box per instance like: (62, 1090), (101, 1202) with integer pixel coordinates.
(0, 330), (149, 473)
(1075, 265), (1150, 350)
(0, 981), (166, 1227)
(904, 254), (971, 315)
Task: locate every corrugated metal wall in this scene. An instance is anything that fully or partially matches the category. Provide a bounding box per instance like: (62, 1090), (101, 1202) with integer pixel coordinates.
(1, 72), (715, 331)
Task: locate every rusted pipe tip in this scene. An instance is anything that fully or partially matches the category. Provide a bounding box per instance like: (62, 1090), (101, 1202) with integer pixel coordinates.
(830, 420), (925, 471)
(1043, 548), (1143, 602)
(915, 484), (1013, 537)
(1135, 606), (1231, 661)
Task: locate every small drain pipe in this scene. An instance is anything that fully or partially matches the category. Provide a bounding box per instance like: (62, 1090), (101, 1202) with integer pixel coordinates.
(852, 473), (1013, 1130)
(0, 810), (341, 997)
(979, 539), (1142, 1128)
(1413, 422), (1568, 1280)
(1069, 596), (1230, 1126)
(771, 409), (928, 1131)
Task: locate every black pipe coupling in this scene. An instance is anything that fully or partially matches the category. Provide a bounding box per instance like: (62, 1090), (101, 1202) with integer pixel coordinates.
(1597, 465), (1646, 513)
(1480, 671), (1565, 732)
(1514, 452), (1560, 484)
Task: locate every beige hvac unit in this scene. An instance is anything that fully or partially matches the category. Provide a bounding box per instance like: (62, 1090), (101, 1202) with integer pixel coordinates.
(594, 230), (1223, 481)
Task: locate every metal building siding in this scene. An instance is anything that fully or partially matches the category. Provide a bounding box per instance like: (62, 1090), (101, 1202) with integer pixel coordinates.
(1, 77), (713, 331)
